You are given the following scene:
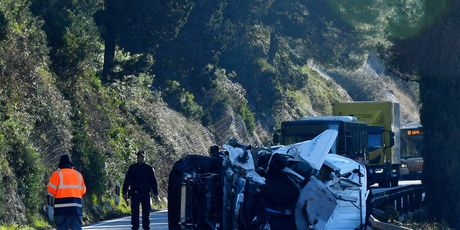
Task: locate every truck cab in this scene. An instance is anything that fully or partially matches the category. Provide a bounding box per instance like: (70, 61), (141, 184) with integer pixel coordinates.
(333, 101), (400, 187)
(274, 116), (368, 163)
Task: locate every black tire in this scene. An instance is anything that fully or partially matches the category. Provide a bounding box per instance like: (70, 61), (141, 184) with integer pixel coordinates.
(390, 178), (399, 187)
(378, 180), (390, 188)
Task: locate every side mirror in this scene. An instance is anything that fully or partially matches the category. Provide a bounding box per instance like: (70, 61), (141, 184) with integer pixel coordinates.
(389, 131), (395, 147)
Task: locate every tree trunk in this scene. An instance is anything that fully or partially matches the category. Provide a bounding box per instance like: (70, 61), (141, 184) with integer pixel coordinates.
(102, 37), (115, 83)
(420, 77), (460, 227)
(268, 31), (277, 64)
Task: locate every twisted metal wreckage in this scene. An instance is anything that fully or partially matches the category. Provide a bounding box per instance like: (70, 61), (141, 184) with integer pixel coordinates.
(168, 130), (370, 230)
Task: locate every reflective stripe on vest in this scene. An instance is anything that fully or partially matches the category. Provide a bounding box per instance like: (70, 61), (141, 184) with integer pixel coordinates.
(51, 169), (85, 216)
(54, 169), (85, 199)
(58, 170), (84, 189)
(55, 203), (83, 208)
(48, 182), (58, 190)
(54, 197), (84, 216)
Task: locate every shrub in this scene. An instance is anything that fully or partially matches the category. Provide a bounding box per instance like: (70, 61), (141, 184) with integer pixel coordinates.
(0, 116), (46, 220)
(239, 103), (256, 133)
(163, 80), (204, 120)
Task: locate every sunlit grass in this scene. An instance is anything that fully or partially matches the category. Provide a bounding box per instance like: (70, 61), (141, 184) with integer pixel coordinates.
(0, 214), (51, 230)
(397, 210), (454, 230)
(401, 221), (453, 230)
(0, 225), (35, 230)
(30, 214), (51, 230)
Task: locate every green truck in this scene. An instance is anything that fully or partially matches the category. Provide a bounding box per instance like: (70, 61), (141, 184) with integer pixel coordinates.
(333, 101), (400, 187)
(273, 116), (368, 161)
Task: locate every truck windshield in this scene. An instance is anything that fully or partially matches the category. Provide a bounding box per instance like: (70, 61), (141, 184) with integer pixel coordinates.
(368, 133), (382, 151)
(281, 124), (331, 145)
(281, 123), (341, 154)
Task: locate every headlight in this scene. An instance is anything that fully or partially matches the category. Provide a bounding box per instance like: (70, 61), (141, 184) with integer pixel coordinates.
(375, 168), (384, 174)
(400, 164), (408, 168)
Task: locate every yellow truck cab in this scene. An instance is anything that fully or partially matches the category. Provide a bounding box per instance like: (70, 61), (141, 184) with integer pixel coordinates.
(333, 101), (400, 187)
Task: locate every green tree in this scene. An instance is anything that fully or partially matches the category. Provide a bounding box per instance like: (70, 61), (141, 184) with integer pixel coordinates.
(387, 1), (460, 227)
(30, 0), (102, 81)
(0, 12), (6, 40)
(95, 0), (194, 82)
(325, 0), (460, 226)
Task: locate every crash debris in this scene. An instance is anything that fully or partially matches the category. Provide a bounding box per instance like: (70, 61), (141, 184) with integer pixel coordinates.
(168, 130), (369, 230)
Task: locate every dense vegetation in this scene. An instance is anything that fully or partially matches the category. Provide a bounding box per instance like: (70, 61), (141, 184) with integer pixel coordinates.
(0, 0), (457, 229)
(388, 1), (460, 227)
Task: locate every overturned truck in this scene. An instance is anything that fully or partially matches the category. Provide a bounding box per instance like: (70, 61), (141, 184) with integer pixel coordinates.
(168, 130), (370, 230)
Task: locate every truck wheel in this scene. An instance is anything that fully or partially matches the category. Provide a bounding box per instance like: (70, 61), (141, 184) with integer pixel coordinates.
(379, 180), (390, 188)
(390, 178), (399, 187)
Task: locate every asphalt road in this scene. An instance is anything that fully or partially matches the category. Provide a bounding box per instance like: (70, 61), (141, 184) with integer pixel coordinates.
(371, 179), (422, 194)
(83, 210), (168, 230)
(83, 180), (421, 229)
(398, 179), (422, 186)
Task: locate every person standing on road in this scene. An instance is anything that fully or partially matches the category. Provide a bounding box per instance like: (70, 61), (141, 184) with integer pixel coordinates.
(123, 150), (159, 230)
(47, 154), (87, 230)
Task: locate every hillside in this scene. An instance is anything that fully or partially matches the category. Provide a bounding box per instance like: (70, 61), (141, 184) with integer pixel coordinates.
(0, 0), (421, 227)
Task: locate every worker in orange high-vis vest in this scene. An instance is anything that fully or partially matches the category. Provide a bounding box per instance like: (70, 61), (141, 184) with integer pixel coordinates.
(47, 155), (86, 230)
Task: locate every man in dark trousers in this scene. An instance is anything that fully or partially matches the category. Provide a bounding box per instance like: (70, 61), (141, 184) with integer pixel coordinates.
(123, 150), (159, 230)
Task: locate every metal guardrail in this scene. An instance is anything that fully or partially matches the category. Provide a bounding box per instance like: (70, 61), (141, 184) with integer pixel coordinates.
(369, 215), (412, 230)
(371, 185), (424, 214)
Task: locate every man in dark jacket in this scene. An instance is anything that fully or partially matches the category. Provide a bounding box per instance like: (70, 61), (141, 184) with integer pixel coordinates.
(123, 150), (159, 230)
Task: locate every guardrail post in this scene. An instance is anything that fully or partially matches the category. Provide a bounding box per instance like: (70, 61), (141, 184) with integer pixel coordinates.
(402, 194), (409, 213)
(371, 185), (424, 215)
(415, 191), (422, 210)
(408, 193), (415, 212)
(396, 195), (402, 212)
(385, 196), (392, 210)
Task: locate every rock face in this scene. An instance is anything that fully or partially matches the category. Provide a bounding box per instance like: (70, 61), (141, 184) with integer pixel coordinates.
(211, 105), (256, 145)
(0, 169), (27, 224)
(136, 97), (215, 157)
(322, 57), (420, 124)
